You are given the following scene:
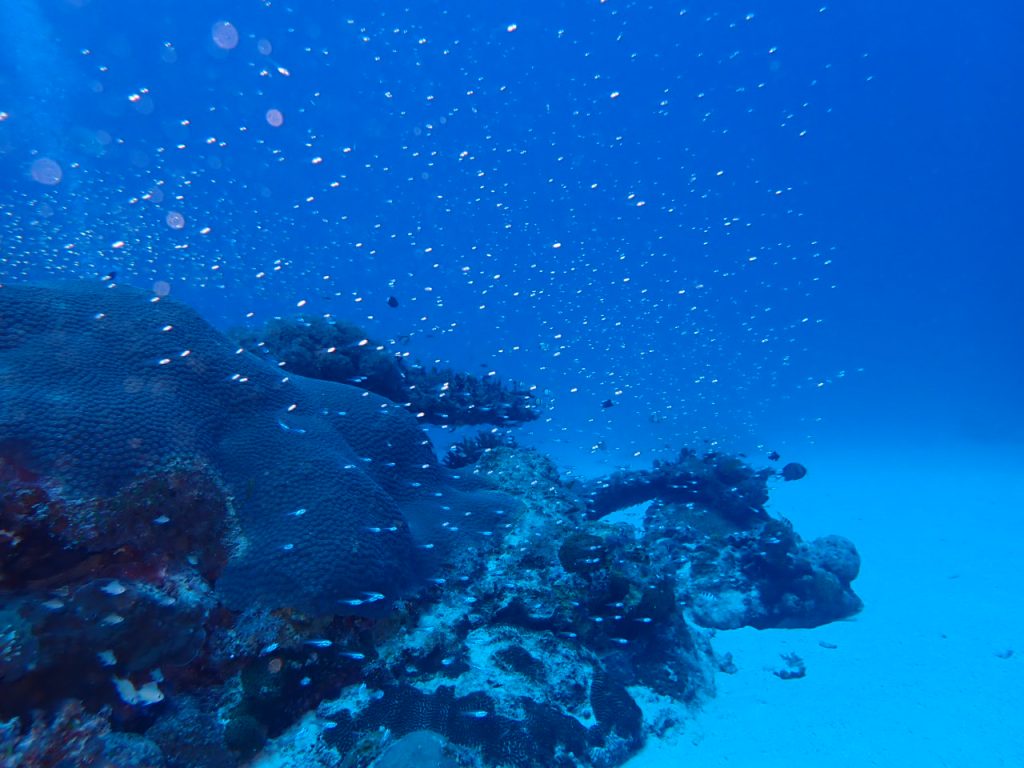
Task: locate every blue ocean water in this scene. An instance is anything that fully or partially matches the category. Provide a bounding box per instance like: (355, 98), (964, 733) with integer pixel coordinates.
(3, 0), (1022, 454)
(1, 1), (1021, 766)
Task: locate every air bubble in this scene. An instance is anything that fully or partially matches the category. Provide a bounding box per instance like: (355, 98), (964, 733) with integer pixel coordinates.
(212, 21), (239, 50)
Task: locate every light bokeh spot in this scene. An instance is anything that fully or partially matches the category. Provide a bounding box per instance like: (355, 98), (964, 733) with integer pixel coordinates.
(212, 21), (239, 50)
(30, 157), (63, 186)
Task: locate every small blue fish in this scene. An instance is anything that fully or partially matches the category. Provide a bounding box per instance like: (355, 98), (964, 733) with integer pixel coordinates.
(276, 418), (307, 435)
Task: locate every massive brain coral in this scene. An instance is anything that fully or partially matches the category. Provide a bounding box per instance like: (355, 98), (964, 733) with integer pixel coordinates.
(0, 281), (512, 616)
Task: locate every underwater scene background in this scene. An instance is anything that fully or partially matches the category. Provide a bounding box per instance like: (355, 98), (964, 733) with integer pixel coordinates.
(0, 1), (1021, 766)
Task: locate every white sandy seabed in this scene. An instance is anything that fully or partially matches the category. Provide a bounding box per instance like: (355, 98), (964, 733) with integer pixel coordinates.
(625, 439), (1024, 768)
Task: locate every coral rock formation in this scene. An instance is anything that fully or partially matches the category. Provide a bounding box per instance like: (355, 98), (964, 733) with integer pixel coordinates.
(0, 282), (863, 768)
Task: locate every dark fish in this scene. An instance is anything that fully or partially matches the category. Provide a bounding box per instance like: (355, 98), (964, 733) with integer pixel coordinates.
(387, 296), (399, 308)
(768, 451), (780, 461)
(780, 462), (807, 481)
(601, 399), (614, 409)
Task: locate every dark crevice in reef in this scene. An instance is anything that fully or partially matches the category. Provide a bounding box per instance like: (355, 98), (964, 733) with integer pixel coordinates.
(0, 282), (862, 768)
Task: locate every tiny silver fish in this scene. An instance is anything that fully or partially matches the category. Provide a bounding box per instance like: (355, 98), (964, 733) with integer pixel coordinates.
(101, 581), (127, 596)
(276, 418), (307, 434)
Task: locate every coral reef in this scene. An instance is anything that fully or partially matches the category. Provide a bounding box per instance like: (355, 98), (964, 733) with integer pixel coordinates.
(0, 700), (164, 768)
(585, 448), (862, 629)
(0, 282), (517, 619)
(402, 365), (538, 427)
(0, 282), (863, 768)
(302, 446), (717, 767)
(442, 430), (518, 469)
(0, 466), (223, 722)
(580, 449), (772, 523)
(231, 316), (408, 404)
(233, 316), (540, 427)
